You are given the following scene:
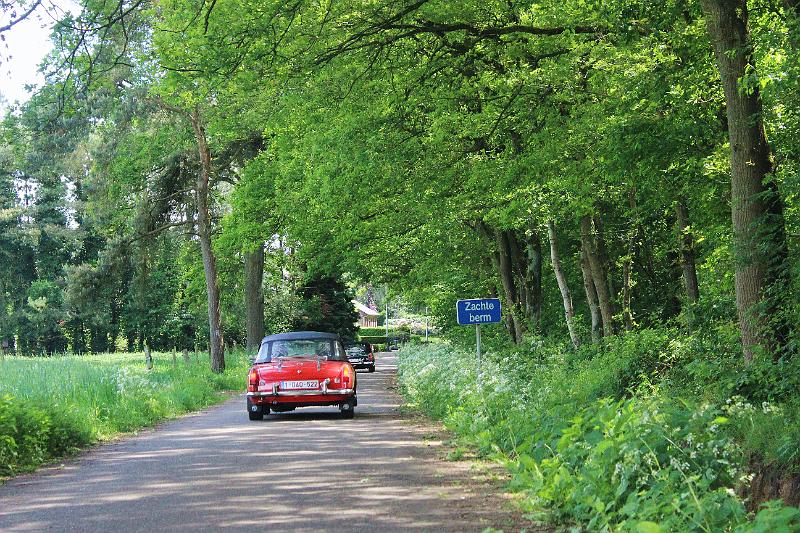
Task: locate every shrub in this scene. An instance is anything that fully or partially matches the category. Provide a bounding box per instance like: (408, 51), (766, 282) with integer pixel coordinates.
(397, 338), (800, 532)
(359, 327), (389, 337)
(0, 395), (19, 473)
(0, 399), (107, 476)
(359, 335), (387, 345)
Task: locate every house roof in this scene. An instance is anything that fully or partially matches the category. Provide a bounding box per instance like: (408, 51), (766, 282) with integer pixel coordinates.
(352, 300), (380, 316)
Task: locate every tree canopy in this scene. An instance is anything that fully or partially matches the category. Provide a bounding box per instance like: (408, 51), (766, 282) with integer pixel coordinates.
(0, 0), (798, 371)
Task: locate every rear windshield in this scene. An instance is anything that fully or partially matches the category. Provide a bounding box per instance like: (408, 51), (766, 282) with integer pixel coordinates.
(345, 345), (368, 357)
(255, 339), (346, 363)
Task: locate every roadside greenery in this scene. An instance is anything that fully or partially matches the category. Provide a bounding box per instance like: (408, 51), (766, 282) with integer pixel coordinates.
(398, 338), (800, 531)
(1, 0), (799, 524)
(0, 351), (249, 476)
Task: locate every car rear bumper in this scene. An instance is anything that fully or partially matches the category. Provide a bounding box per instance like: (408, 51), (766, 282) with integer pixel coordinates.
(248, 388), (356, 408)
(247, 388), (354, 397)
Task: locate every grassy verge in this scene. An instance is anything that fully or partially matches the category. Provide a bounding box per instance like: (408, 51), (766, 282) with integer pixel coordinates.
(0, 350), (249, 477)
(397, 333), (800, 532)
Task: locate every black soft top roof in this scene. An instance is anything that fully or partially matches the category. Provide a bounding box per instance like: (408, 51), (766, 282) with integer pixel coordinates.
(261, 331), (341, 343)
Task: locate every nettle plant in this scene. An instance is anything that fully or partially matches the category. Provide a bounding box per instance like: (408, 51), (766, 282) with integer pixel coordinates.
(514, 396), (748, 531)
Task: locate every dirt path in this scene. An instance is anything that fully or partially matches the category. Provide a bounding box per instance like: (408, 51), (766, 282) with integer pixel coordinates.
(0, 353), (543, 532)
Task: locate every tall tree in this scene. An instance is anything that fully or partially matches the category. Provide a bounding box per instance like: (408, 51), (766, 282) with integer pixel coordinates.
(675, 200), (700, 304)
(701, 0), (791, 360)
(580, 215), (615, 337)
(547, 221), (580, 349)
(186, 106), (225, 372)
(244, 244), (265, 352)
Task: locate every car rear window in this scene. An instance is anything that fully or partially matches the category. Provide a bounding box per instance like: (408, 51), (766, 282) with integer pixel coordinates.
(345, 345), (367, 357)
(255, 339), (347, 363)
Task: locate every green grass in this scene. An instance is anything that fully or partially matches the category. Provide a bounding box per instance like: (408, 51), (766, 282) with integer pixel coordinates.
(0, 350), (249, 477)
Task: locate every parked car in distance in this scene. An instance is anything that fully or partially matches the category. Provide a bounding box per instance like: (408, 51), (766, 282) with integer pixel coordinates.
(246, 331), (357, 421)
(344, 341), (376, 373)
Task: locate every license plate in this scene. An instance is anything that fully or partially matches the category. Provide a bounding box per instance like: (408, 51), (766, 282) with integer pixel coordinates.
(281, 380), (319, 390)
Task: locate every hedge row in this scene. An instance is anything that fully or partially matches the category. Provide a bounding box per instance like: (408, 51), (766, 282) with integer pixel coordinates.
(359, 335), (388, 345)
(359, 327), (392, 337)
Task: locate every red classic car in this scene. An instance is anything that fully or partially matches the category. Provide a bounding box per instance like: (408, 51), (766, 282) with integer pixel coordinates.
(246, 331), (357, 420)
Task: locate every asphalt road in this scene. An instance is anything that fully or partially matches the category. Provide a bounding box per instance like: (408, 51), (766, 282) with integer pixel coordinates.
(0, 353), (534, 532)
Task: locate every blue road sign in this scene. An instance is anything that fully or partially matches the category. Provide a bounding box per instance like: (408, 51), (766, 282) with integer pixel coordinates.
(456, 298), (502, 325)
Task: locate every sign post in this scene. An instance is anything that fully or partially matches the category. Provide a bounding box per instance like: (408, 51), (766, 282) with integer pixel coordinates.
(425, 306), (429, 343)
(475, 323), (481, 374)
(456, 298), (502, 391)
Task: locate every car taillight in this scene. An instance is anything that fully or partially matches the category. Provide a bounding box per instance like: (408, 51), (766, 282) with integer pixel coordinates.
(247, 369), (258, 391)
(342, 365), (352, 387)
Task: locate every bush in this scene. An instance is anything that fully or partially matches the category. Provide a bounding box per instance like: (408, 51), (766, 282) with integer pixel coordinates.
(359, 335), (387, 345)
(0, 395), (88, 476)
(359, 327), (389, 337)
(518, 396), (748, 531)
(359, 327), (410, 339)
(397, 337), (800, 532)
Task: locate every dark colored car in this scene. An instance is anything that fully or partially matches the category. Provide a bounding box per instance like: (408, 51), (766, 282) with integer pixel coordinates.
(344, 341), (376, 373)
(246, 331), (357, 420)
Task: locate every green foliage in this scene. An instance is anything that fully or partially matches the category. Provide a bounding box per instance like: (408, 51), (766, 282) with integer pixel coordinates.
(359, 336), (387, 345)
(522, 397), (748, 531)
(358, 327), (391, 337)
(23, 280), (67, 354)
(359, 327), (410, 341)
(1, 2), (800, 526)
(744, 502), (800, 533)
(292, 273), (359, 340)
(0, 350), (249, 476)
(398, 337), (800, 531)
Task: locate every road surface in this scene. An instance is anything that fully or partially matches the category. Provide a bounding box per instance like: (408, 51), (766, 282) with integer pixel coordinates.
(0, 353), (537, 532)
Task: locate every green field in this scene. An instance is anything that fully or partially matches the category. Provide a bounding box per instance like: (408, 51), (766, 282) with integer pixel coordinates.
(0, 351), (249, 477)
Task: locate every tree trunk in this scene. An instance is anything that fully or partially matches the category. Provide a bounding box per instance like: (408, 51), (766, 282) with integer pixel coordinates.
(73, 321), (86, 354)
(701, 0), (791, 360)
(580, 245), (602, 341)
(664, 248), (684, 319)
(593, 215), (616, 303)
(474, 221), (524, 343)
(109, 298), (119, 352)
(525, 229), (543, 330)
(189, 107), (226, 373)
(506, 230), (529, 324)
(547, 221), (580, 349)
(496, 229), (525, 343)
(244, 244), (265, 352)
(622, 189), (638, 331)
(580, 215), (615, 337)
(621, 262), (633, 330)
(675, 200), (700, 303)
